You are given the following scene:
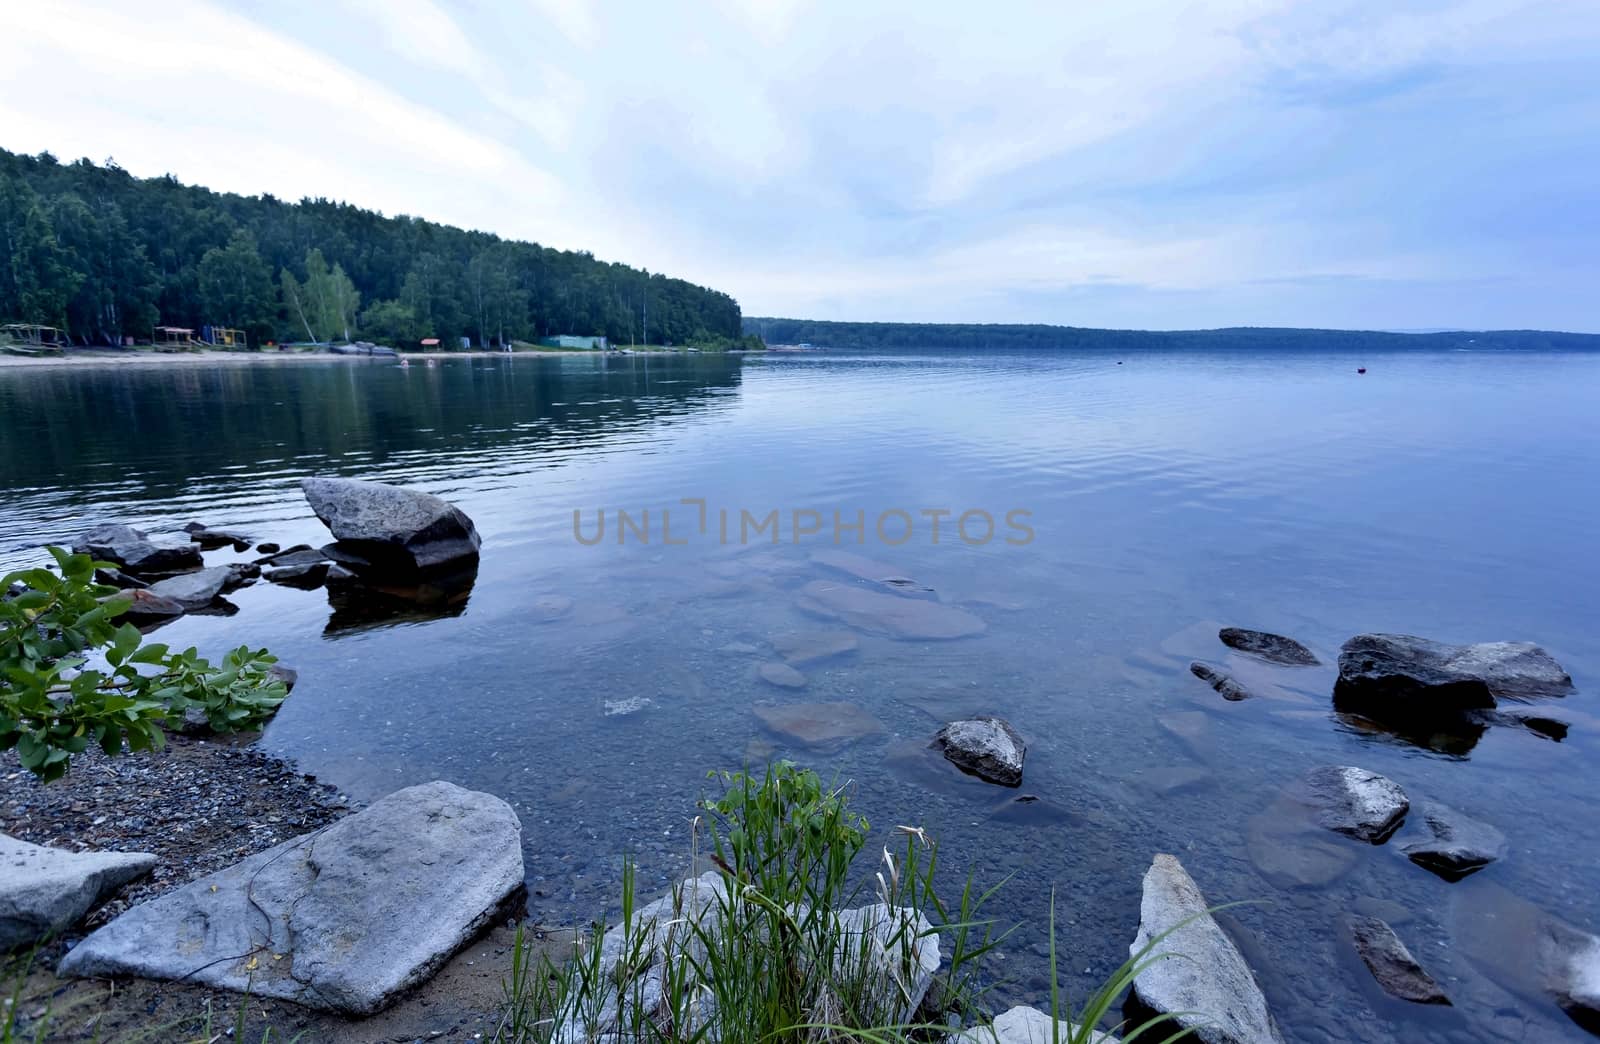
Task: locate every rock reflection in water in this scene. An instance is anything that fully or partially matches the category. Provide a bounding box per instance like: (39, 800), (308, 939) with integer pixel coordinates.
(322, 561), (479, 636)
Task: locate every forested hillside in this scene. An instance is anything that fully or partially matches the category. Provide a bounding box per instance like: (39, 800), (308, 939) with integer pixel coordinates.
(0, 148), (744, 348)
(745, 318), (1600, 352)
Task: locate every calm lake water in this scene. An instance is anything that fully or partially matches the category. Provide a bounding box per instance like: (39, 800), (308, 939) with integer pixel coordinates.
(3, 348), (1598, 1042)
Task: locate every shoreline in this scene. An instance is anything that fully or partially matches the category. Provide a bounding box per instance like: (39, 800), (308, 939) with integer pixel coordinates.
(0, 346), (752, 369)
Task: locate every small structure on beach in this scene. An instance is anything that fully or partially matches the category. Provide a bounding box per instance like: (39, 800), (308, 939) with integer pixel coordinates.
(540, 335), (607, 350)
(153, 326), (202, 351)
(419, 337), (441, 350)
(1, 323), (67, 355)
(203, 326), (248, 350)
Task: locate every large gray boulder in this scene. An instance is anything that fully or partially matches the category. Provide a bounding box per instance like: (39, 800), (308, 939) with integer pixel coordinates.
(951, 1005), (1120, 1043)
(1397, 801), (1506, 881)
(1295, 766), (1409, 844)
(1, 835), (156, 951)
(1128, 854), (1284, 1044)
(58, 781), (522, 1014)
(796, 580), (985, 640)
(1345, 915), (1449, 1005)
(1336, 634), (1574, 711)
(934, 717), (1026, 786)
(301, 477), (481, 573)
(74, 523), (202, 577)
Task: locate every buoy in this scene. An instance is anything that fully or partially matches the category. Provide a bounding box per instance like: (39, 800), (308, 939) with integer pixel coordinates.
(1357, 367), (1366, 374)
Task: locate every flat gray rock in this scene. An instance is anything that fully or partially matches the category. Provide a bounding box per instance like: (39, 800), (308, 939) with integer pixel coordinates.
(302, 477), (481, 573)
(757, 661), (807, 689)
(1398, 801), (1506, 881)
(1129, 853), (1284, 1044)
(1219, 628), (1319, 666)
(1296, 766), (1408, 844)
(1345, 915), (1449, 1004)
(796, 580), (985, 640)
(771, 630), (859, 666)
(58, 781), (522, 1014)
(951, 1005), (1120, 1043)
(754, 702), (885, 749)
(144, 566), (233, 611)
(1190, 661), (1253, 701)
(1, 835), (156, 950)
(111, 588), (186, 625)
(810, 549), (935, 597)
(935, 717), (1026, 786)
(74, 523), (202, 576)
(1336, 634), (1573, 710)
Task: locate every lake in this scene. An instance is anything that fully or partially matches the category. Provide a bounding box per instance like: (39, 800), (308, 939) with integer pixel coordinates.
(2, 348), (1597, 1042)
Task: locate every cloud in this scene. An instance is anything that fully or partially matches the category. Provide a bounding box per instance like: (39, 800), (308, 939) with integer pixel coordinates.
(3, 0), (1596, 330)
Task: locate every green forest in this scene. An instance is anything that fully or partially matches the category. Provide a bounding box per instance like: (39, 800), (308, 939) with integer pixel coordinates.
(0, 148), (747, 349)
(745, 317), (1600, 352)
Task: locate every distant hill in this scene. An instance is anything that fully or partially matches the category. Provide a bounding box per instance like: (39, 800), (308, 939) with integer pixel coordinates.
(743, 318), (1600, 352)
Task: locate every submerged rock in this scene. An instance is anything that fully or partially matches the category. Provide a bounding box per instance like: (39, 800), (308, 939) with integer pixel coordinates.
(1190, 661), (1254, 701)
(301, 477), (481, 574)
(758, 661), (808, 689)
(1336, 634), (1574, 711)
(1128, 854), (1284, 1044)
(73, 523), (202, 577)
(934, 717), (1026, 786)
(772, 630), (859, 667)
(0, 835), (156, 951)
(1296, 766), (1409, 844)
(58, 781), (522, 1014)
(754, 702), (885, 749)
(1345, 915), (1450, 1005)
(1219, 628), (1319, 666)
(1397, 802), (1506, 881)
(111, 588), (186, 626)
(952, 1005), (1121, 1044)
(810, 549), (936, 598)
(796, 580), (985, 640)
(1452, 881), (1600, 1035)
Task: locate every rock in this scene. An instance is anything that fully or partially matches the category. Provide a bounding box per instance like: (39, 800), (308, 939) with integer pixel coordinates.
(796, 580), (985, 640)
(810, 549), (936, 597)
(1128, 854), (1284, 1044)
(934, 717), (1026, 786)
(259, 547), (329, 569)
(831, 902), (941, 1023)
(952, 1005), (1121, 1043)
(255, 542), (282, 555)
(94, 567), (147, 590)
(265, 560), (331, 588)
(1452, 881), (1600, 1034)
(1336, 634), (1574, 711)
(758, 661), (808, 689)
(143, 566), (234, 611)
(221, 561), (260, 591)
(530, 594), (574, 621)
(301, 477), (481, 573)
(1143, 764), (1214, 795)
(1397, 802), (1506, 881)
(324, 563), (358, 584)
(58, 781), (522, 1014)
(1295, 766), (1408, 844)
(110, 588), (186, 625)
(1190, 662), (1253, 701)
(1345, 915), (1449, 1004)
(73, 523), (202, 576)
(183, 523), (253, 551)
(772, 630), (859, 667)
(268, 663), (298, 691)
(255, 544), (312, 565)
(1218, 628), (1319, 666)
(0, 835), (156, 950)
(754, 702), (885, 749)
(1246, 810), (1359, 890)
(720, 641), (761, 655)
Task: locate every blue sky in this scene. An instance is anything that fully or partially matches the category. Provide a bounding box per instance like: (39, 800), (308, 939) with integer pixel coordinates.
(2, 0), (1597, 331)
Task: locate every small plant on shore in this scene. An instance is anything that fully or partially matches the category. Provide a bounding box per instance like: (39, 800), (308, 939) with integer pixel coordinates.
(494, 760), (1196, 1043)
(0, 546), (288, 781)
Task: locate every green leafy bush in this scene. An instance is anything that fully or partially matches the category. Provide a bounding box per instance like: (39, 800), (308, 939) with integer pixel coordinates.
(1, 546), (288, 781)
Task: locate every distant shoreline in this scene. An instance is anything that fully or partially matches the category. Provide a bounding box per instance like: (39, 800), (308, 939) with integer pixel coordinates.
(0, 347), (718, 369)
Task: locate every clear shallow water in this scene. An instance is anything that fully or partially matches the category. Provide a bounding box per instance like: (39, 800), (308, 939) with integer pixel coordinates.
(2, 349), (1598, 1041)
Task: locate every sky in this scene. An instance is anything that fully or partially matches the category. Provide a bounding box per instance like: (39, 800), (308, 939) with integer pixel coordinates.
(2, 0), (1597, 332)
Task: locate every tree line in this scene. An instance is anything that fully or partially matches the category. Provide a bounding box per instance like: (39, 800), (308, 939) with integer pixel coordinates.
(0, 148), (746, 348)
(744, 317), (1600, 352)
